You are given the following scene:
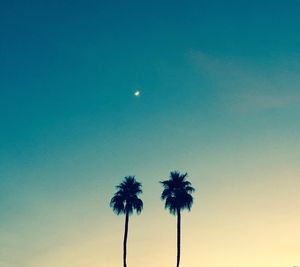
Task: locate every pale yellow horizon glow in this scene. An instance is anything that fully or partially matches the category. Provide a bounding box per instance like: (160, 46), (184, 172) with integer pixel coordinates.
(6, 167), (299, 267)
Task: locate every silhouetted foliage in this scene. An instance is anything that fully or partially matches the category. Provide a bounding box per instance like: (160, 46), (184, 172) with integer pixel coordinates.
(160, 171), (195, 267)
(110, 176), (143, 267)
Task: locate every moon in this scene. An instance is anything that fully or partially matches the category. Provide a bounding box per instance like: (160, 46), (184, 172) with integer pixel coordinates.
(134, 90), (141, 97)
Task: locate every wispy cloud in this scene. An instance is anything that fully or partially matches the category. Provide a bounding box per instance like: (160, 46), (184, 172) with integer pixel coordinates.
(239, 92), (300, 110)
(189, 50), (300, 112)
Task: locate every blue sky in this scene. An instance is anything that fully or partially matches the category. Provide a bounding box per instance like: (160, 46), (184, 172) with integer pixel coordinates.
(0, 1), (300, 266)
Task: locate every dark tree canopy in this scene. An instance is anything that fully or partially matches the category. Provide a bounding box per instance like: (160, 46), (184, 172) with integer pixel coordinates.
(160, 171), (195, 215)
(110, 176), (143, 215)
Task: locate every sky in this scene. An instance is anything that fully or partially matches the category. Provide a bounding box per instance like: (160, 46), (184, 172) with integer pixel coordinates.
(0, 0), (300, 266)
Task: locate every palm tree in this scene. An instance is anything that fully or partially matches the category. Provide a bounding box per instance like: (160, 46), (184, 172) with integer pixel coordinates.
(160, 171), (195, 267)
(110, 176), (143, 267)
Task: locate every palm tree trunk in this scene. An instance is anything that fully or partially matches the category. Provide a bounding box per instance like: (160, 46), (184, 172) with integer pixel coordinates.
(123, 212), (129, 267)
(176, 209), (181, 267)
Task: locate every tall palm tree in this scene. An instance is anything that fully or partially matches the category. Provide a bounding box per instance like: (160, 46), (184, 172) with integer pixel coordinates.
(110, 176), (143, 267)
(160, 171), (195, 267)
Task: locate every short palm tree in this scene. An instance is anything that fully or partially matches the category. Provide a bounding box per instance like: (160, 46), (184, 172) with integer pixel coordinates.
(110, 176), (143, 267)
(160, 171), (195, 267)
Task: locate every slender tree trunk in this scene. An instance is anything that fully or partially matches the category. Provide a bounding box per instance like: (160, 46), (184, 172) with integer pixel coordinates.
(176, 209), (181, 267)
(123, 212), (129, 267)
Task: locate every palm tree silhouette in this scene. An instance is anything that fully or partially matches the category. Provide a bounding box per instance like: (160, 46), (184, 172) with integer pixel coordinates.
(160, 171), (195, 267)
(110, 176), (143, 267)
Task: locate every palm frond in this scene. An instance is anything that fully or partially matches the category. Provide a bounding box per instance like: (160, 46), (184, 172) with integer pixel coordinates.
(110, 176), (143, 216)
(160, 171), (195, 214)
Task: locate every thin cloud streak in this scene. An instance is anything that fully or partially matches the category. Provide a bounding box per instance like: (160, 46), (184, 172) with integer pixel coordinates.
(189, 50), (300, 112)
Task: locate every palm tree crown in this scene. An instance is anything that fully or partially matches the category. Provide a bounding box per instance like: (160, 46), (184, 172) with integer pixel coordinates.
(160, 171), (195, 214)
(110, 176), (143, 215)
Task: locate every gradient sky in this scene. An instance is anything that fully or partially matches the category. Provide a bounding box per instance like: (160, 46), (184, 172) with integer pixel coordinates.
(1, 1), (300, 267)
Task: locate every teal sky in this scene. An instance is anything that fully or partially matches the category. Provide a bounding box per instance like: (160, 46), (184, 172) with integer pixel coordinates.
(1, 1), (300, 267)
